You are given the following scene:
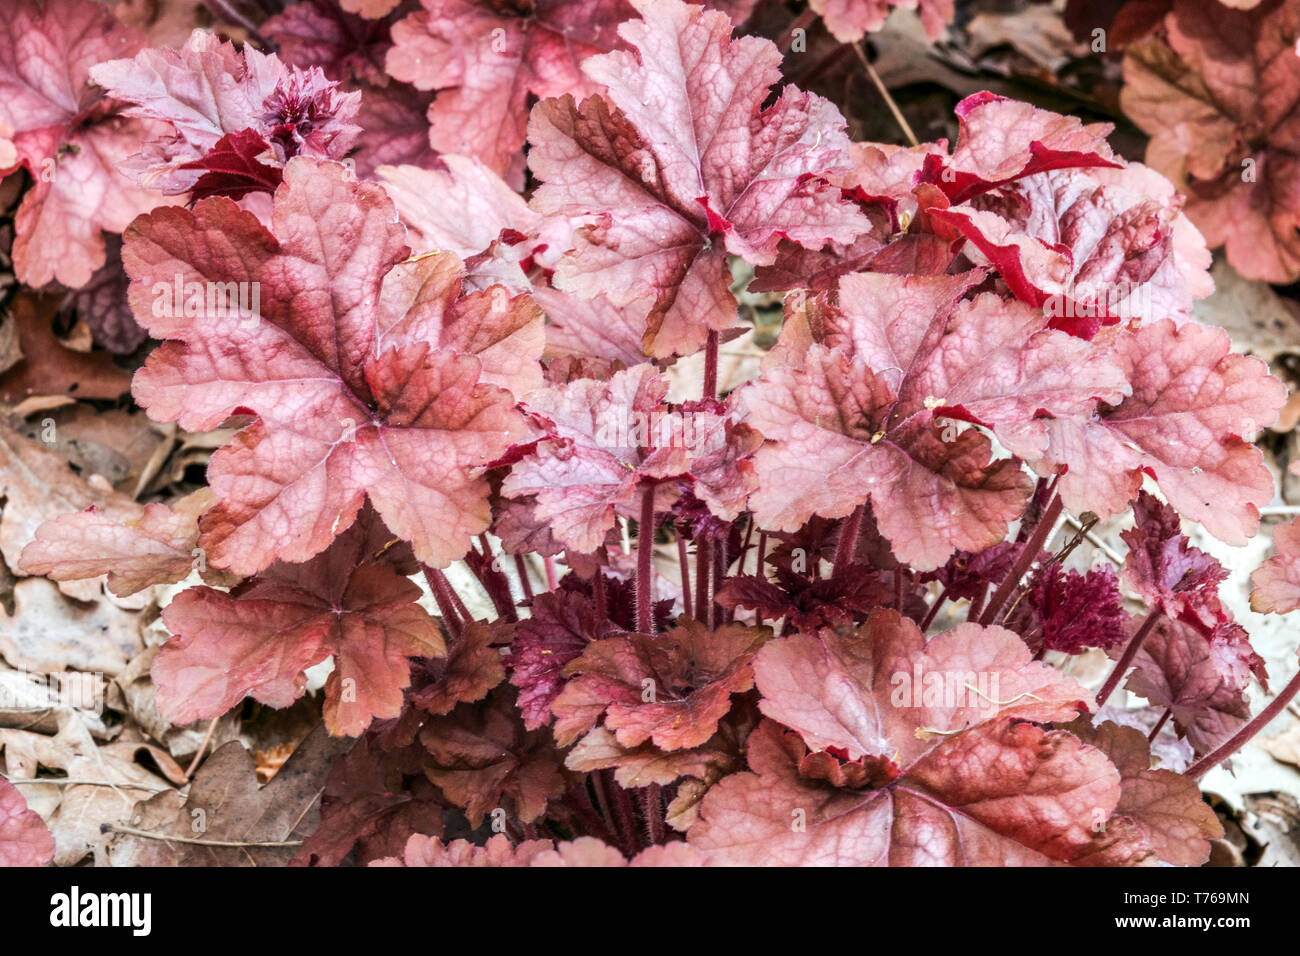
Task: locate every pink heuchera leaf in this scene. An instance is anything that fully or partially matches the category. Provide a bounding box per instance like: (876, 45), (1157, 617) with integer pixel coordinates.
(744, 344), (1032, 570)
(811, 0), (954, 41)
(421, 688), (565, 825)
(748, 270), (1129, 568)
(528, 0), (870, 357)
(751, 609), (1094, 767)
(0, 777), (55, 867)
(1120, 0), (1300, 281)
(1250, 517), (1300, 615)
(377, 156), (563, 287)
(503, 365), (754, 552)
(688, 717), (1119, 865)
(810, 0), (893, 41)
(89, 31), (360, 195)
(372, 833), (553, 867)
(0, 0), (169, 288)
(530, 836), (705, 867)
(1120, 490), (1228, 621)
(1120, 613), (1259, 757)
(924, 92), (1120, 205)
(20, 489), (214, 597)
(375, 248), (545, 396)
(533, 286), (654, 373)
(742, 333), (1035, 570)
(386, 0), (635, 186)
(551, 618), (768, 749)
(565, 722), (740, 789)
(683, 620), (1131, 865)
(123, 159), (533, 574)
(154, 506), (445, 736)
(1042, 319), (1286, 545)
(0, 118), (16, 172)
(932, 163), (1213, 337)
(1067, 720), (1222, 866)
(373, 832), (703, 866)
(342, 0), (403, 18)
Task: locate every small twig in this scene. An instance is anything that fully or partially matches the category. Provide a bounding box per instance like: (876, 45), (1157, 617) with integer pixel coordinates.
(2, 776), (170, 793)
(851, 43), (918, 147)
(185, 717), (221, 780)
(1064, 514), (1124, 566)
(201, 0), (270, 48)
(102, 824), (301, 848)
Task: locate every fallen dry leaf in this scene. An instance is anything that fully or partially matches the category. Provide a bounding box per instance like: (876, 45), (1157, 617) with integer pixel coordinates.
(0, 421), (144, 602)
(1261, 720), (1300, 770)
(0, 293), (132, 403)
(17, 405), (170, 495)
(2, 712), (174, 865)
(103, 723), (353, 866)
(0, 577), (144, 676)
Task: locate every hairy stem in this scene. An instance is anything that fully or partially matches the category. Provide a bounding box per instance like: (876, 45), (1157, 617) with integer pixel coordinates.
(703, 330), (719, 400)
(641, 784), (665, 846)
(714, 535), (728, 624)
(636, 484), (656, 634)
(1185, 667), (1300, 780)
(513, 554), (534, 602)
(677, 530), (693, 619)
(695, 536), (712, 629)
(475, 533), (518, 621)
(833, 505), (864, 576)
(978, 494), (1064, 627)
(606, 771), (641, 855)
(422, 566), (463, 640)
(566, 785), (615, 844)
(1095, 607), (1162, 709)
(594, 570), (607, 623)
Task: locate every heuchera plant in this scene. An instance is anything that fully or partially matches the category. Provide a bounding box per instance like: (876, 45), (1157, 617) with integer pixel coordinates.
(11, 0), (1300, 867)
